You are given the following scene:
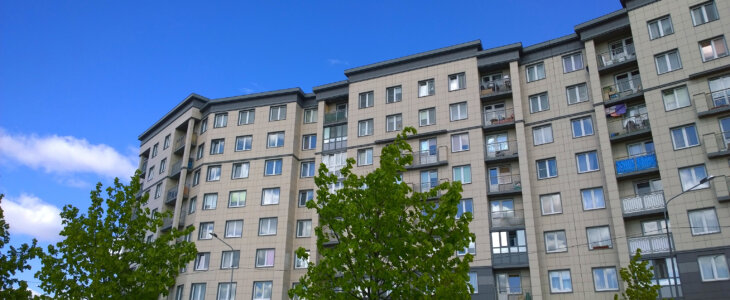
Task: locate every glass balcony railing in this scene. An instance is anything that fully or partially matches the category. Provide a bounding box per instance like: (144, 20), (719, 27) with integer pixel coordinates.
(483, 108), (515, 127)
(488, 174), (521, 194)
(602, 77), (643, 102)
(323, 137), (347, 151)
(628, 234), (672, 255)
(607, 112), (650, 139)
(485, 140), (518, 160)
(412, 148), (444, 167)
(480, 78), (512, 97)
(324, 110), (347, 125)
(621, 191), (665, 215)
(490, 209), (525, 228)
(597, 44), (636, 68)
(615, 152), (658, 176)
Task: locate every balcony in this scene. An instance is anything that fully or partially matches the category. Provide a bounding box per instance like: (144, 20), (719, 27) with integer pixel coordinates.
(491, 230), (528, 269)
(712, 175), (730, 202)
(703, 132), (730, 158)
(596, 44), (636, 72)
(169, 158), (193, 179)
(483, 108), (515, 131)
(695, 88), (730, 118)
(602, 77), (643, 105)
(414, 179), (449, 199)
(488, 174), (521, 196)
(323, 137), (347, 152)
(480, 78), (512, 101)
(628, 234), (672, 256)
(165, 186), (189, 205)
(607, 113), (651, 142)
(406, 148), (448, 170)
(485, 140), (518, 163)
(621, 191), (665, 217)
(174, 134), (197, 155)
(324, 110), (347, 125)
(490, 210), (525, 231)
(615, 152), (658, 179)
(139, 160), (148, 178)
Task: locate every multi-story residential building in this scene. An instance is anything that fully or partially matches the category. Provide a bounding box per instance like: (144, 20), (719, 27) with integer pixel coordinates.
(137, 0), (729, 298)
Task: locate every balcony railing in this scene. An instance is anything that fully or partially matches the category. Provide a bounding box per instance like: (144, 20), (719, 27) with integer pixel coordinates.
(139, 160), (148, 177)
(602, 77), (643, 102)
(169, 158), (193, 178)
(615, 152), (658, 176)
(485, 140), (518, 160)
(174, 134), (197, 154)
(703, 131), (730, 157)
(607, 112), (650, 139)
(597, 44), (636, 68)
(411, 148), (446, 167)
(696, 88), (730, 117)
(712, 175), (730, 202)
(165, 186), (190, 204)
(323, 137), (347, 151)
(480, 78), (512, 97)
(628, 234), (672, 255)
(490, 210), (525, 228)
(621, 191), (665, 215)
(324, 110), (347, 125)
(488, 174), (521, 194)
(483, 108), (515, 127)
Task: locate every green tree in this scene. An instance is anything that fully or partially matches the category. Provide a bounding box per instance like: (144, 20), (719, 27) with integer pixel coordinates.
(36, 172), (196, 299)
(0, 194), (45, 299)
(289, 127), (475, 299)
(616, 249), (660, 300)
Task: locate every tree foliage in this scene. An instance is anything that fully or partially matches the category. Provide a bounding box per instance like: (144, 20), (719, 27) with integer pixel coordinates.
(290, 127), (475, 299)
(0, 194), (45, 299)
(616, 249), (660, 300)
(35, 172), (197, 299)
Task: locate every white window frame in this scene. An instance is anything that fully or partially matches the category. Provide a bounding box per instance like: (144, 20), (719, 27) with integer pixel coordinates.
(301, 161), (315, 178)
(357, 148), (373, 166)
(689, 208), (720, 235)
(163, 135), (170, 149)
(386, 114), (402, 132)
(196, 144), (204, 159)
(214, 113), (227, 128)
(456, 199), (473, 219)
(386, 85), (402, 103)
(264, 159), (282, 176)
(302, 134), (316, 150)
(648, 16), (674, 40)
(529, 93), (549, 113)
(202, 193), (217, 210)
(238, 109), (255, 125)
(453, 165), (472, 184)
(450, 102), (468, 121)
(255, 249), (275, 268)
(228, 190), (246, 207)
(448, 72), (466, 91)
(549, 270), (572, 293)
(269, 105), (286, 121)
(235, 135), (252, 152)
(198, 222), (214, 240)
(655, 50), (682, 74)
(537, 158), (558, 179)
(191, 283), (206, 300)
(698, 255), (730, 281)
(253, 281), (273, 300)
(261, 188), (280, 205)
(451, 133), (470, 152)
(581, 187), (605, 210)
(468, 272), (479, 294)
(217, 282), (236, 300)
(418, 79), (435, 97)
(258, 217), (278, 236)
(194, 252), (210, 270)
(571, 117), (594, 138)
(576, 151), (600, 173)
(533, 125), (553, 145)
(670, 124), (699, 149)
(691, 1), (719, 26)
(562, 52), (584, 73)
(192, 170), (200, 186)
(296, 220), (312, 238)
(699, 36), (729, 62)
(359, 91), (374, 109)
(188, 197), (197, 214)
(566, 83), (588, 104)
(267, 132), (284, 148)
(207, 165), (221, 181)
(679, 165), (710, 191)
(540, 193), (562, 215)
(419, 107), (436, 126)
(303, 108), (317, 123)
(662, 85), (691, 111)
(526, 62), (546, 82)
(199, 119), (208, 134)
(299, 190), (313, 207)
(231, 162), (249, 179)
(358, 119), (374, 136)
(210, 139), (224, 155)
(587, 226), (612, 250)
(294, 250), (310, 269)
(592, 267), (619, 291)
(545, 231), (567, 253)
(151, 143), (158, 158)
(224, 220), (243, 238)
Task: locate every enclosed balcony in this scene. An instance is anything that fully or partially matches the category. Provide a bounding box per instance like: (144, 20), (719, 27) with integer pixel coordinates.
(621, 191), (665, 217)
(695, 88), (730, 118)
(406, 147), (448, 170)
(174, 134), (197, 155)
(483, 108), (515, 131)
(491, 230), (528, 269)
(602, 77), (643, 106)
(324, 110), (347, 125)
(596, 43), (636, 72)
(606, 112), (651, 142)
(628, 234), (672, 256)
(490, 209), (525, 231)
(488, 174), (521, 196)
(480, 78), (512, 101)
(615, 152), (658, 179)
(485, 140), (518, 163)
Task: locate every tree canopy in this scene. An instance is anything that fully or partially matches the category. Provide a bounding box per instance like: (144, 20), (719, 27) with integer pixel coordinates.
(0, 194), (44, 299)
(616, 249), (660, 300)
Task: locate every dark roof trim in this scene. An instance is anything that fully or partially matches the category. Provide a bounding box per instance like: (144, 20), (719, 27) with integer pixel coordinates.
(574, 8), (627, 31)
(205, 87), (304, 106)
(138, 93), (208, 141)
(312, 80), (349, 92)
(476, 42), (522, 57)
(523, 33), (579, 53)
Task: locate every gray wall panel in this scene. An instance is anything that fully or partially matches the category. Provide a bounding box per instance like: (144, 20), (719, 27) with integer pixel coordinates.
(676, 246), (730, 299)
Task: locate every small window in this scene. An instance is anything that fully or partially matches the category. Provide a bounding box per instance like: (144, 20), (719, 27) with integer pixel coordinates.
(302, 134), (317, 150)
(655, 50), (682, 74)
(238, 109), (255, 125)
(358, 119), (374, 136)
(537, 158), (558, 179)
(188, 197), (197, 214)
(301, 161), (315, 178)
(468, 272), (479, 294)
(698, 255), (730, 281)
(196, 144), (204, 160)
(359, 91), (374, 108)
(163, 134), (170, 149)
(210, 139), (225, 155)
(526, 62), (546, 82)
(581, 187), (605, 210)
(267, 132), (285, 148)
(571, 117), (594, 138)
(450, 102), (468, 121)
(262, 188), (280, 205)
(533, 125), (553, 145)
(224, 220), (243, 238)
(232, 162), (249, 179)
(269, 105), (287, 121)
(662, 85), (691, 111)
(386, 85), (402, 103)
(689, 208), (720, 235)
(671, 124), (699, 149)
(457, 238), (476, 256)
(418, 79), (435, 97)
(294, 250), (310, 269)
(386, 114), (402, 132)
(192, 170), (200, 186)
(576, 151), (599, 173)
(255, 249), (275, 267)
(194, 252), (210, 270)
(691, 1), (719, 26)
(648, 16), (674, 39)
(228, 190), (246, 207)
(699, 36), (729, 62)
(175, 285), (184, 300)
(592, 267), (619, 291)
(453, 165), (472, 184)
(258, 217), (278, 236)
(159, 158), (167, 174)
(562, 53), (584, 73)
(587, 226), (612, 249)
(214, 113), (228, 128)
(456, 199), (473, 219)
(147, 166), (154, 181)
(253, 281), (273, 300)
(448, 72), (466, 91)
(298, 190), (313, 207)
(545, 231), (567, 253)
(451, 133), (470, 152)
(154, 183), (162, 199)
(203, 193), (218, 210)
(151, 143), (158, 158)
(679, 165), (709, 191)
(220, 250), (240, 269)
(357, 148), (373, 166)
(207, 165), (221, 181)
(264, 159), (282, 176)
(190, 283), (206, 300)
(198, 222), (214, 240)
(549, 270), (572, 293)
(419, 108), (436, 126)
(540, 193), (562, 215)
(529, 93), (549, 113)
(296, 220), (312, 238)
(199, 119), (208, 134)
(303, 108), (317, 123)
(234, 135), (252, 152)
(566, 83), (588, 104)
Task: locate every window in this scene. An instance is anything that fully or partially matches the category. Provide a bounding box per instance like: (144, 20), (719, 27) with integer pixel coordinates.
(700, 36), (728, 62)
(662, 85), (691, 110)
(526, 62), (546, 82)
(576, 151), (599, 173)
(301, 161), (315, 178)
(679, 165), (710, 191)
(154, 183), (162, 199)
(264, 159), (282, 176)
(190, 283), (206, 300)
(655, 50), (682, 74)
(194, 252), (210, 270)
(549, 270), (572, 293)
(163, 135), (171, 149)
(207, 165), (221, 181)
(159, 158), (167, 174)
(545, 231), (567, 253)
(533, 125), (553, 145)
(386, 114), (402, 132)
(691, 1), (719, 26)
(196, 144), (204, 160)
(238, 109), (255, 125)
(258, 217), (277, 235)
(235, 135), (252, 151)
(302, 135), (317, 150)
(648, 16), (674, 40)
(491, 230), (526, 253)
(456, 199), (473, 219)
(303, 108), (317, 123)
(566, 83), (588, 104)
(453, 165), (472, 184)
(232, 162), (249, 179)
(418, 79), (435, 97)
(214, 113), (227, 128)
(451, 133), (470, 152)
(537, 158), (558, 179)
(689, 208), (720, 235)
(457, 238), (476, 256)
(269, 105), (286, 121)
(199, 119), (208, 134)
(581, 187), (605, 210)
(449, 72), (466, 91)
(210, 139), (224, 155)
(358, 119), (374, 136)
(587, 226), (612, 249)
(571, 117), (594, 137)
(359, 91), (374, 108)
(529, 93), (549, 113)
(229, 190), (246, 207)
(255, 249), (275, 267)
(540, 193), (562, 215)
(224, 220), (243, 238)
(593, 267), (619, 291)
(174, 285), (183, 300)
(198, 222), (214, 240)
(203, 193), (217, 210)
(698, 255), (729, 281)
(563, 53), (584, 73)
(357, 148), (373, 166)
(419, 108), (436, 126)
(261, 188), (280, 205)
(253, 281), (273, 300)
(147, 166), (154, 181)
(267, 132), (284, 148)
(294, 250), (310, 269)
(671, 124), (699, 149)
(449, 102), (468, 121)
(188, 197), (197, 214)
(468, 272), (478, 294)
(151, 143), (158, 158)
(192, 170), (200, 186)
(297, 220), (312, 238)
(217, 283), (236, 300)
(386, 85), (402, 103)
(298, 190), (313, 207)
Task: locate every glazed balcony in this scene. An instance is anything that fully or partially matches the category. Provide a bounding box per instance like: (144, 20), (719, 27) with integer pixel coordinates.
(621, 191), (665, 217)
(602, 77), (643, 105)
(174, 134), (197, 155)
(490, 209), (525, 230)
(485, 140), (518, 163)
(480, 78), (512, 100)
(324, 110), (347, 125)
(322, 137), (347, 152)
(596, 44), (636, 71)
(628, 234), (672, 256)
(488, 174), (522, 196)
(702, 131), (730, 158)
(696, 88), (730, 118)
(406, 147), (448, 170)
(483, 108), (515, 131)
(607, 112), (651, 142)
(615, 152), (658, 179)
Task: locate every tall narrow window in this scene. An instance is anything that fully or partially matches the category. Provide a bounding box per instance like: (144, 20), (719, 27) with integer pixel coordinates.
(238, 109), (255, 125)
(386, 85), (402, 103)
(418, 79), (435, 97)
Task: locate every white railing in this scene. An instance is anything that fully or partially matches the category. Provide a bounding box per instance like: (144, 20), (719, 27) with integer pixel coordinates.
(628, 234), (671, 255)
(621, 191), (664, 214)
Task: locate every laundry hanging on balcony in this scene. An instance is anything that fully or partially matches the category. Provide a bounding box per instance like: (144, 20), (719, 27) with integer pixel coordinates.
(605, 104), (626, 117)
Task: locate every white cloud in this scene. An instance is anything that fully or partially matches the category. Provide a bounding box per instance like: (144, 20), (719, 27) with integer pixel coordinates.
(2, 194), (62, 242)
(327, 58), (349, 66)
(0, 129), (136, 179)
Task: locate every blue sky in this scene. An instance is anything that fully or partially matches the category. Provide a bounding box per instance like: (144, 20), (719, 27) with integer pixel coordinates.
(0, 0), (621, 294)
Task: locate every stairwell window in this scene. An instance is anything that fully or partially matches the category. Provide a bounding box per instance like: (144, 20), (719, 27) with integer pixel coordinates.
(655, 50), (682, 74)
(448, 72), (466, 91)
(699, 36), (728, 62)
(386, 85), (402, 103)
(662, 85), (690, 111)
(691, 1), (719, 26)
(526, 62), (545, 82)
(418, 79), (435, 97)
(647, 16), (674, 40)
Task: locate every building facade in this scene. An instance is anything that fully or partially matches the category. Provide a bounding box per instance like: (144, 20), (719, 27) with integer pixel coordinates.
(137, 0), (730, 298)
